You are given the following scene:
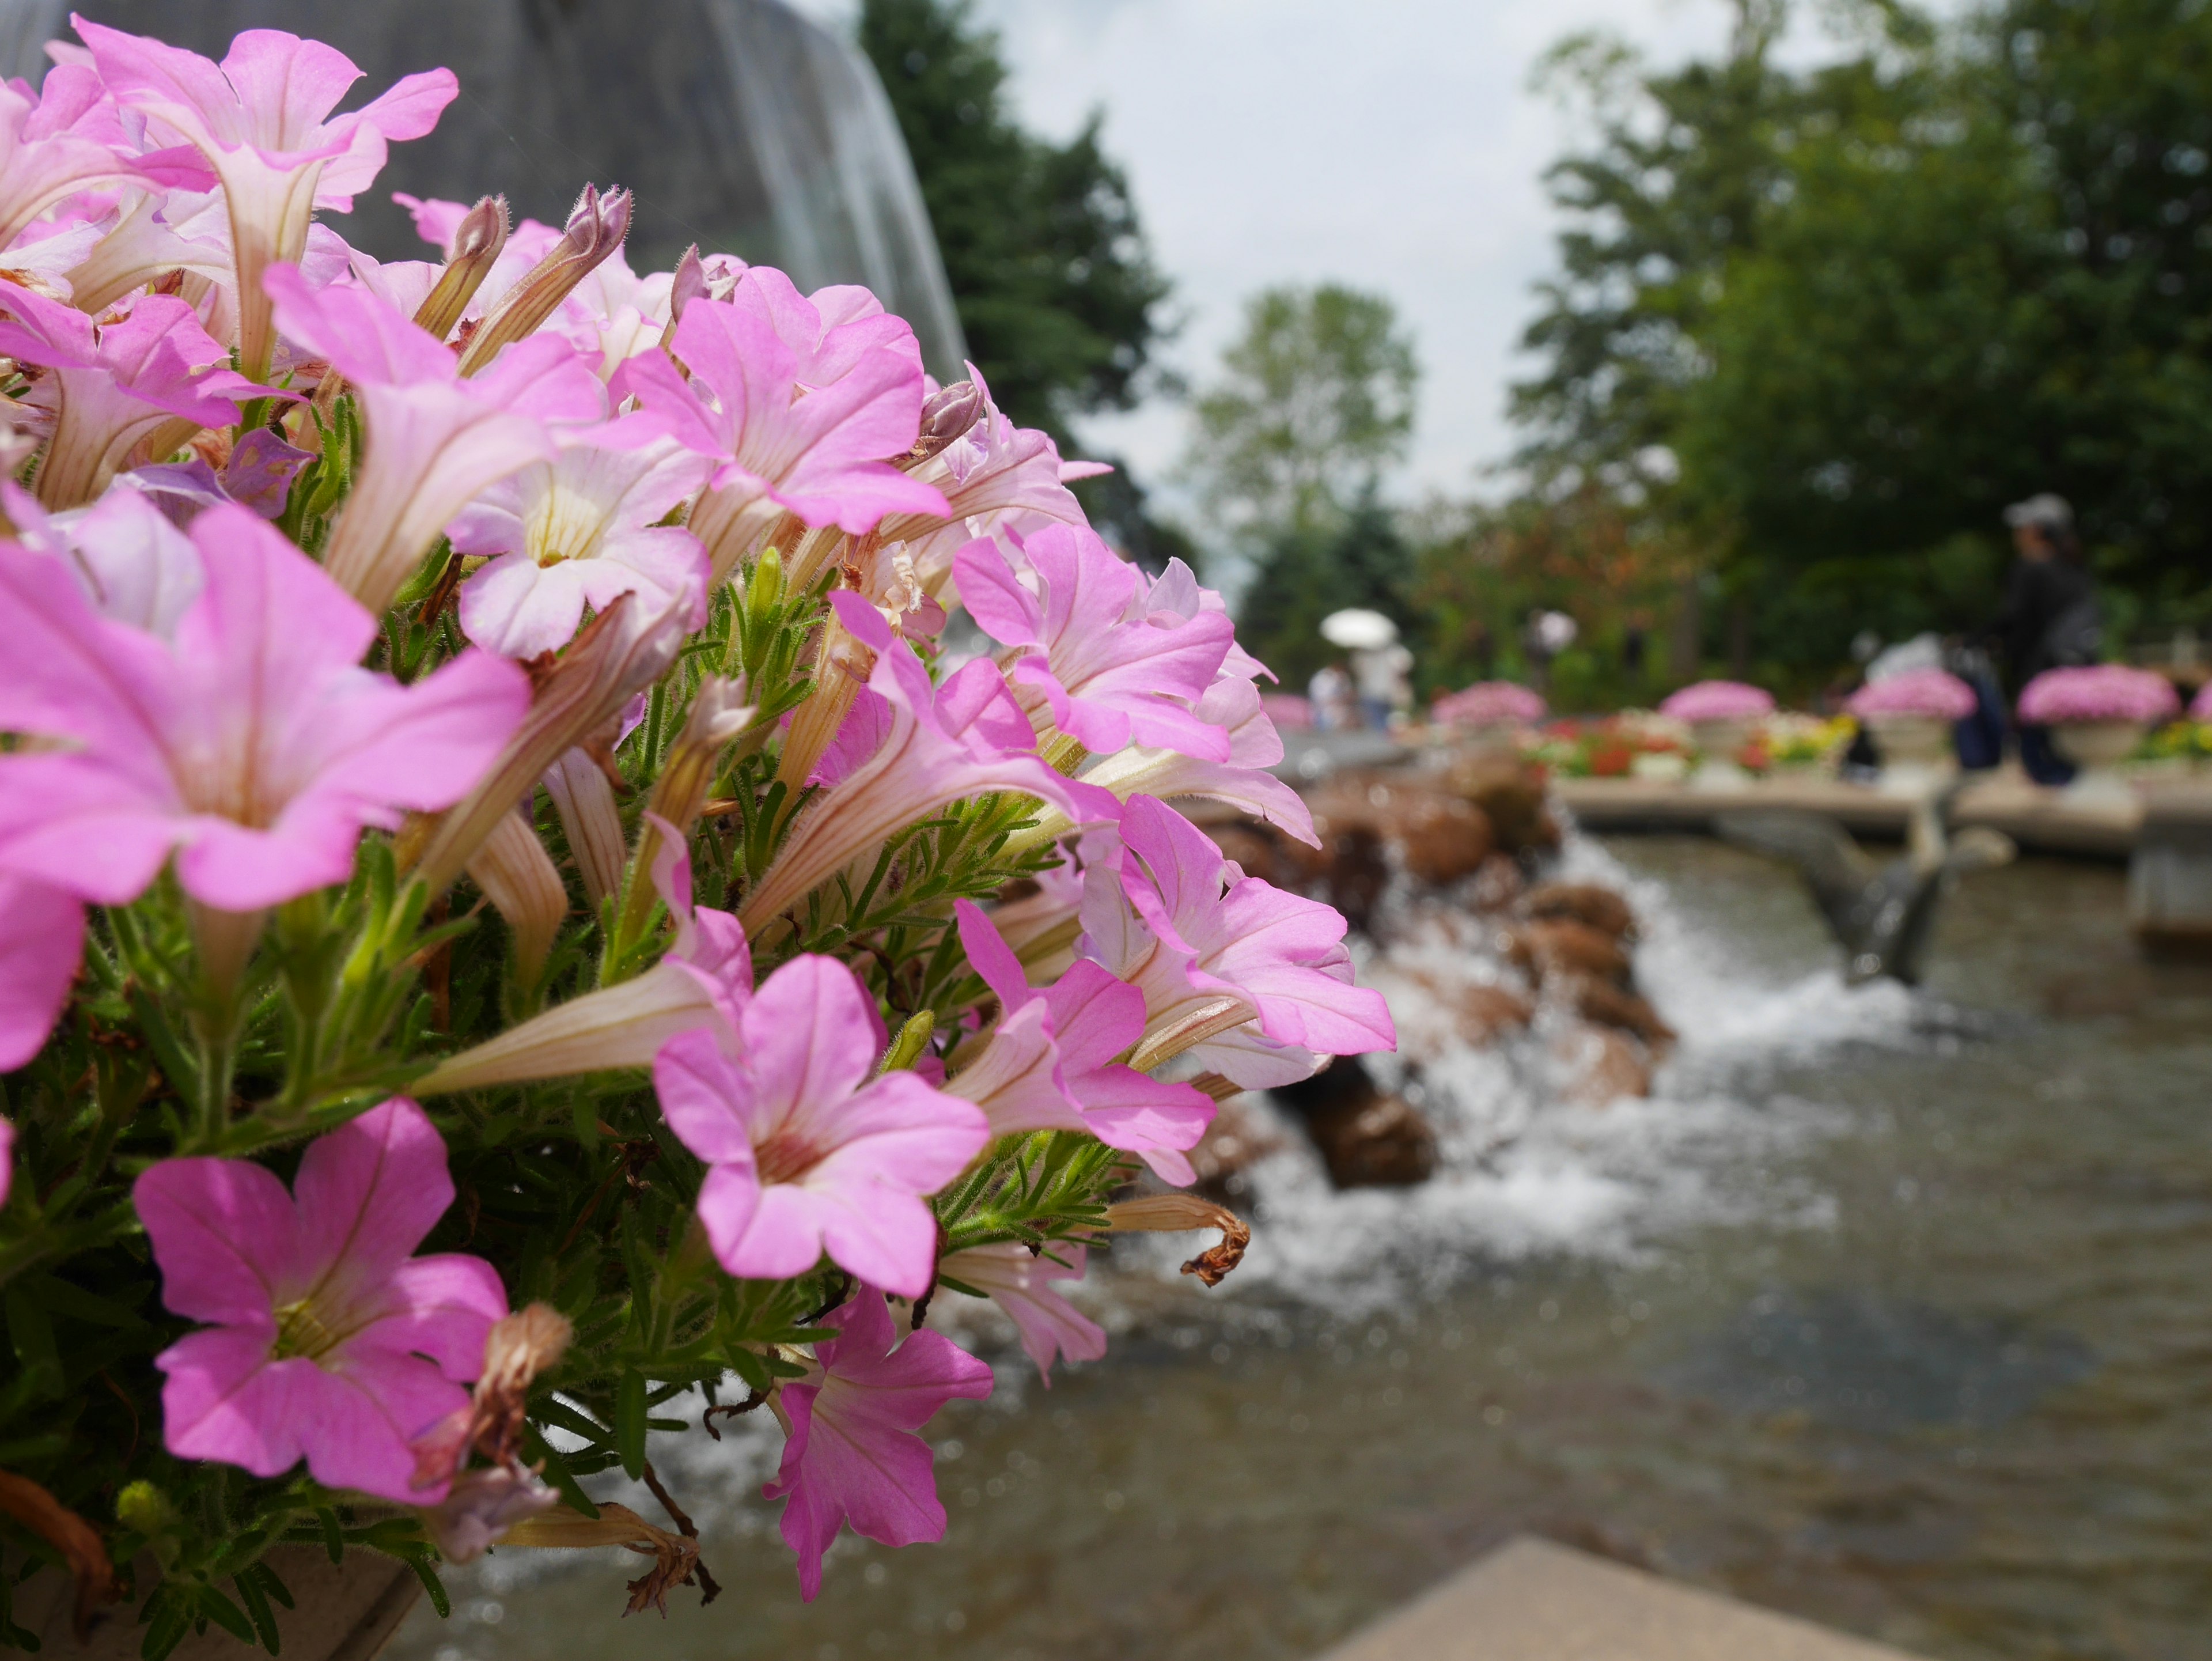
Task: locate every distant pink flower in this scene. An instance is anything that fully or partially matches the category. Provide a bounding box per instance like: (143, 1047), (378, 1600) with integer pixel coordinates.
(952, 899), (1212, 1184)
(0, 873), (82, 1072)
(414, 822), (751, 1094)
(1846, 668), (1976, 721)
(1658, 680), (1775, 721)
(74, 16), (457, 378)
(2018, 664), (2180, 725)
(2192, 680), (2212, 721)
(1432, 681), (1546, 727)
(0, 77), (150, 249)
(448, 415), (713, 659)
(617, 266), (948, 581)
(763, 1288), (993, 1600)
(266, 260), (605, 614)
(0, 504), (529, 911)
(652, 956), (989, 1298)
(1259, 693), (1313, 730)
(1081, 796), (1393, 1087)
(738, 594), (1111, 929)
(957, 525), (1234, 759)
(0, 281), (264, 507)
(1071, 675), (1319, 847)
(939, 1242), (1106, 1384)
(135, 1098), (509, 1503)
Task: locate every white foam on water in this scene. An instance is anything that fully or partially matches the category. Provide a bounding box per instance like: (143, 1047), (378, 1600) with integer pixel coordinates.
(1108, 829), (1915, 1316)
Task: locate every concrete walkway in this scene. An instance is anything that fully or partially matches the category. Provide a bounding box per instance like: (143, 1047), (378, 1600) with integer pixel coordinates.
(1318, 1537), (1921, 1661)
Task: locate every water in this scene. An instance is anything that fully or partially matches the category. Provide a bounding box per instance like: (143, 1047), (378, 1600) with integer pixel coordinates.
(390, 837), (2212, 1661)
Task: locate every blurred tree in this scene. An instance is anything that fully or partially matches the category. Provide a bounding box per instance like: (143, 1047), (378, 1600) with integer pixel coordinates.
(857, 0), (1171, 436)
(1514, 0), (2212, 680)
(1236, 493), (1416, 687)
(1190, 284), (1419, 547)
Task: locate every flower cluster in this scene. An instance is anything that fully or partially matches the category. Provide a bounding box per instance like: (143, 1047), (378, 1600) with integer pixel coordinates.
(2017, 664), (2182, 725)
(1846, 668), (1975, 721)
(1430, 680), (1544, 727)
(1657, 679), (1776, 722)
(0, 18), (1392, 1644)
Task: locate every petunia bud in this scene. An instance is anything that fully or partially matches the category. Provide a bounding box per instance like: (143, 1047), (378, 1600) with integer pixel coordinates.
(660, 244), (709, 354)
(617, 677), (753, 948)
(465, 809), (568, 983)
(413, 588), (688, 896)
(414, 195), (510, 344)
(457, 184), (632, 377)
(543, 742), (628, 911)
(903, 379), (984, 467)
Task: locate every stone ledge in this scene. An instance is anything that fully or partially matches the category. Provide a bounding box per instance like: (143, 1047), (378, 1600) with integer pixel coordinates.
(1317, 1537), (1920, 1661)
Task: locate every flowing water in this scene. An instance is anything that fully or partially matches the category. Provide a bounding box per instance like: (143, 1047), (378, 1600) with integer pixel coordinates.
(389, 836), (2212, 1661)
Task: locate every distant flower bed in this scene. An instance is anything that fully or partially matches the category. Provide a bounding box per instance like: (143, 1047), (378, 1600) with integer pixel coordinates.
(1658, 679), (1776, 721)
(2132, 718), (2212, 765)
(1260, 692), (1315, 729)
(2018, 665), (2181, 724)
(2192, 680), (2212, 721)
(1431, 680), (1545, 726)
(1847, 668), (1976, 721)
(1525, 713), (1694, 778)
(1765, 712), (1857, 767)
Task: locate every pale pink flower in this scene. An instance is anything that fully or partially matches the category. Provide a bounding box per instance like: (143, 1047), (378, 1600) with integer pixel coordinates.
(0, 503), (529, 911)
(0, 873), (83, 1071)
(3, 479), (202, 635)
(265, 260), (605, 615)
(0, 281), (264, 508)
(738, 594), (1112, 929)
(2017, 664), (2181, 725)
(652, 955), (989, 1298)
(448, 415), (712, 659)
(414, 823), (750, 1094)
(135, 1098), (509, 1503)
(74, 16), (457, 379)
(1069, 675), (1317, 846)
(957, 526), (1234, 759)
(938, 1242), (1106, 1384)
(617, 267), (948, 580)
(1080, 796), (1394, 1087)
(63, 186), (236, 317)
(1431, 680), (1547, 727)
(763, 1288), (993, 1600)
(0, 75), (149, 251)
(951, 899), (1213, 1184)
(1657, 679), (1775, 721)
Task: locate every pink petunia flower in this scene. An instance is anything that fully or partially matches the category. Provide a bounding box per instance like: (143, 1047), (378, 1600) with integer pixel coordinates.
(956, 525), (1234, 760)
(0, 502), (529, 913)
(652, 955), (989, 1298)
(134, 1098), (509, 1503)
(950, 898), (1213, 1184)
(738, 593), (1112, 930)
(1066, 672), (1319, 847)
(0, 75), (151, 251)
(938, 1242), (1106, 1385)
(0, 281), (264, 508)
(265, 260), (606, 615)
(448, 414), (713, 659)
(0, 873), (82, 1072)
(415, 821), (752, 1094)
(1080, 796), (1395, 1087)
(73, 16), (457, 379)
(616, 266), (947, 581)
(763, 1288), (993, 1600)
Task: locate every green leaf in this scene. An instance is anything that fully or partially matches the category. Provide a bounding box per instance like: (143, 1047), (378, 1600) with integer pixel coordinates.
(315, 1509), (343, 1567)
(401, 1556), (449, 1621)
(615, 1369), (647, 1481)
(232, 1572), (280, 1655)
(521, 1427), (598, 1520)
(194, 1586), (256, 1647)
(3, 1289), (62, 1401)
(139, 1585), (193, 1661)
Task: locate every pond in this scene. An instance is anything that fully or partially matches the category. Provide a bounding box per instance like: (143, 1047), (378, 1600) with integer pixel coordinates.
(388, 837), (2212, 1661)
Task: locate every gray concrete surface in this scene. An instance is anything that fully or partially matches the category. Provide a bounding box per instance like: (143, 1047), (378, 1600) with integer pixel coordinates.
(1317, 1537), (1921, 1661)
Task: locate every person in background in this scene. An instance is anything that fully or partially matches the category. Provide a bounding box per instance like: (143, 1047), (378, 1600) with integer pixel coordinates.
(1350, 640), (1412, 731)
(1996, 493), (2099, 785)
(1308, 660), (1356, 732)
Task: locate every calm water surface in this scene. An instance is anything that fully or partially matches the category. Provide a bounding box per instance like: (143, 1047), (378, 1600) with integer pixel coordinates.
(391, 838), (2212, 1661)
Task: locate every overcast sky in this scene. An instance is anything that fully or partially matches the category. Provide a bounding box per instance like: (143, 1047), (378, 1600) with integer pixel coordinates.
(793, 1), (1774, 508)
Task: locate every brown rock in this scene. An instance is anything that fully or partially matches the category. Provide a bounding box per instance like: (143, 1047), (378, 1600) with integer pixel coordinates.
(1207, 823), (1286, 886)
(1444, 758), (1560, 856)
(1273, 1060), (1437, 1188)
(1505, 920), (1633, 987)
(1394, 792), (1494, 885)
(1296, 808), (1389, 933)
(1569, 978), (1676, 1051)
(1397, 968), (1535, 1045)
(1186, 1094), (1286, 1202)
(1554, 1024), (1654, 1104)
(1522, 881), (1638, 941)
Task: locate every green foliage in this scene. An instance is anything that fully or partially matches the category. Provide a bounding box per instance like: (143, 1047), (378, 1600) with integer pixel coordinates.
(1236, 494), (1416, 688)
(1514, 0), (2212, 677)
(857, 0), (1170, 436)
(1189, 285), (1419, 550)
